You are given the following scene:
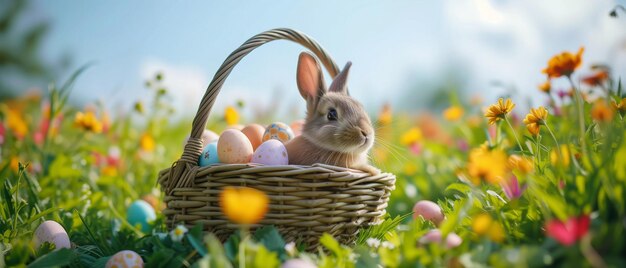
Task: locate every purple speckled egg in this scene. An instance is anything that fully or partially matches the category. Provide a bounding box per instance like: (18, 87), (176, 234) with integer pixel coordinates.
(252, 139), (289, 165)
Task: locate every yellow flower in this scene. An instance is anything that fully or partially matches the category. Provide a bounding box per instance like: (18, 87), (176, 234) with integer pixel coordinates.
(400, 127), (422, 146)
(542, 47), (584, 78)
(472, 214), (505, 243)
(10, 157), (20, 172)
(140, 133), (156, 152)
(612, 98), (626, 117)
(485, 98), (515, 125)
(220, 187), (269, 225)
(467, 147), (509, 184)
(538, 81), (551, 93)
(591, 101), (614, 122)
(378, 103), (392, 125)
(508, 155), (534, 174)
(6, 109), (28, 139)
(443, 106), (464, 121)
(224, 106), (239, 126)
(101, 165), (118, 177)
(523, 106), (548, 136)
(74, 111), (103, 133)
(550, 145), (571, 167)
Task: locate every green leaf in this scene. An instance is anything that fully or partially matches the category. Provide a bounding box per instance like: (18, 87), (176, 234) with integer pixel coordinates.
(223, 232), (241, 262)
(253, 226), (285, 254)
(187, 226), (208, 257)
(28, 248), (75, 268)
(253, 246), (279, 268)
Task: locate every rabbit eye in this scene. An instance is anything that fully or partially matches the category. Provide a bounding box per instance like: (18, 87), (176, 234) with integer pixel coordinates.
(327, 108), (338, 121)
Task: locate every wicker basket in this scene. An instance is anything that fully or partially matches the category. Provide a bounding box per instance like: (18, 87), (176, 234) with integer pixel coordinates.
(157, 28), (396, 248)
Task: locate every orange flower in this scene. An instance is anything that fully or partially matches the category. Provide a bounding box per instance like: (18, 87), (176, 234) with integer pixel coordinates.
(6, 108), (28, 139)
(538, 81), (551, 93)
(591, 101), (613, 122)
(140, 133), (156, 152)
(508, 155), (534, 174)
(74, 111), (103, 133)
(581, 70), (609, 87)
(542, 47), (584, 78)
(220, 187), (269, 225)
(523, 106), (548, 136)
(467, 147), (509, 184)
(443, 106), (464, 121)
(485, 98), (515, 125)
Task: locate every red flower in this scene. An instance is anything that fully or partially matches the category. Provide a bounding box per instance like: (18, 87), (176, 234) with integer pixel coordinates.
(545, 214), (590, 246)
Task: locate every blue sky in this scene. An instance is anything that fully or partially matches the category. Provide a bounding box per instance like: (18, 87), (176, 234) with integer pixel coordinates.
(25, 0), (626, 117)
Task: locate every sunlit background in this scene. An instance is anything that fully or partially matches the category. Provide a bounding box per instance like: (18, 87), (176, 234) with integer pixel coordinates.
(2, 0), (625, 117)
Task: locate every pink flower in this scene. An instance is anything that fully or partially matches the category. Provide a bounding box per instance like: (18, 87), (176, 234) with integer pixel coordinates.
(456, 139), (469, 152)
(545, 214), (590, 246)
(0, 122), (5, 145)
(410, 143), (422, 155)
(500, 176), (526, 200)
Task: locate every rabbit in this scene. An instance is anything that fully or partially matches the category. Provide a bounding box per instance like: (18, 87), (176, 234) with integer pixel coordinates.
(285, 52), (380, 175)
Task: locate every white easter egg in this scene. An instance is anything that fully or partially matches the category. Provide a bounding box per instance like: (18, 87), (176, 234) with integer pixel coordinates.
(252, 139), (289, 165)
(105, 250), (144, 268)
(217, 129), (253, 164)
(262, 122), (294, 143)
(199, 141), (220, 167)
(33, 220), (71, 250)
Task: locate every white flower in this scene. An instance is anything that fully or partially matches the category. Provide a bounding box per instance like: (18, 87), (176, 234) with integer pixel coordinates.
(366, 238), (381, 248)
(381, 241), (395, 250)
(284, 242), (296, 256)
(170, 225), (188, 242)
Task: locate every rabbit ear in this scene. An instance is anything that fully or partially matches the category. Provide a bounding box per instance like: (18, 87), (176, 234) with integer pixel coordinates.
(297, 52), (326, 103)
(328, 61), (351, 95)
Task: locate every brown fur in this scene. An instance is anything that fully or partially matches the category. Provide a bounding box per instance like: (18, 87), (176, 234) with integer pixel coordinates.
(285, 52), (379, 175)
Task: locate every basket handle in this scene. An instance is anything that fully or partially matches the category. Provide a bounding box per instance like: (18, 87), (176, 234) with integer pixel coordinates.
(166, 28), (340, 192)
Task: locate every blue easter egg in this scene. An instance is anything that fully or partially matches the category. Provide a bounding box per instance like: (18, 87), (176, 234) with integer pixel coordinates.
(127, 200), (156, 232)
(198, 141), (220, 166)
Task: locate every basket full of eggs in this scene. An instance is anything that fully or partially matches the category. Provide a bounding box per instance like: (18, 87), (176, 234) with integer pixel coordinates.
(157, 28), (396, 248)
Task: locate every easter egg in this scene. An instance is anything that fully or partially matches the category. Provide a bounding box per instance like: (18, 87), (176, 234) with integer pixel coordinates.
(142, 194), (163, 211)
(252, 139), (289, 165)
(127, 200), (156, 232)
(33, 220), (71, 250)
(105, 250), (144, 268)
(217, 129), (253, 164)
(418, 229), (462, 249)
(241, 124), (266, 150)
(413, 200), (445, 225)
(290, 119), (305, 136)
(262, 122), (294, 143)
(182, 129), (219, 148)
(199, 141), (220, 166)
(282, 259), (317, 268)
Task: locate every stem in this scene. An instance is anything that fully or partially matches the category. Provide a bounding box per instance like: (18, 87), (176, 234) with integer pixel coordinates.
(239, 226), (249, 268)
(567, 75), (588, 157)
(504, 116), (524, 153)
(544, 123), (564, 164)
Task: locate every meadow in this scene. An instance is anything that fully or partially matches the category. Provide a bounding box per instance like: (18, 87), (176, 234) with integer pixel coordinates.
(1, 47), (625, 267)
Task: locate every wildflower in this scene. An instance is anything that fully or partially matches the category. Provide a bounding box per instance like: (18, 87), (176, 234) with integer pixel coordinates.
(545, 214), (590, 246)
(0, 122), (5, 145)
(467, 147), (509, 184)
(557, 89), (571, 100)
(485, 98), (515, 125)
(101, 165), (118, 177)
(10, 157), (20, 172)
(400, 127), (422, 146)
(523, 106), (548, 136)
(74, 111), (103, 133)
(219, 187), (269, 225)
(508, 155), (534, 174)
(378, 103), (392, 125)
(284, 242), (297, 256)
(591, 101), (614, 122)
(140, 133), (156, 152)
(366, 238), (381, 248)
(169, 225), (188, 242)
(224, 106), (239, 126)
(550, 145), (571, 167)
(542, 47), (584, 78)
(611, 98), (626, 117)
(501, 176), (526, 200)
(472, 214), (505, 242)
(538, 81), (551, 93)
(6, 109), (28, 139)
(581, 70), (609, 87)
(443, 106), (464, 121)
